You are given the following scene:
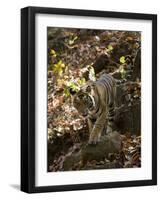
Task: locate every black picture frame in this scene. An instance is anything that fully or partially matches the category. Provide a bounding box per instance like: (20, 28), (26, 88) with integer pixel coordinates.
(21, 6), (157, 193)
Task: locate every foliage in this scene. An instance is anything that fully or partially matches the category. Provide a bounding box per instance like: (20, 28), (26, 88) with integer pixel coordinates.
(120, 56), (126, 64)
(52, 60), (66, 75)
(68, 35), (78, 45)
(107, 44), (114, 52)
(119, 65), (126, 79)
(50, 49), (57, 57)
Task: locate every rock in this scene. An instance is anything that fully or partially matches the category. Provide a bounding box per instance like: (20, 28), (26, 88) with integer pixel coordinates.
(115, 101), (141, 135)
(61, 131), (122, 171)
(81, 131), (122, 164)
(82, 160), (122, 170)
(62, 152), (81, 171)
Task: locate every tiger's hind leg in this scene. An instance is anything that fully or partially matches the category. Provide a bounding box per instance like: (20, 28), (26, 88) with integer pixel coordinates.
(106, 104), (116, 134)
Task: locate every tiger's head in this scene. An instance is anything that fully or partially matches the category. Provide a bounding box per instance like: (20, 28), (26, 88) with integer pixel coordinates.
(71, 81), (96, 117)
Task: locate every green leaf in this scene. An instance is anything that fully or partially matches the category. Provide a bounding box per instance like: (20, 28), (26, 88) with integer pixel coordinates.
(58, 68), (63, 75)
(119, 65), (126, 79)
(50, 49), (57, 57)
(69, 82), (78, 91)
(68, 40), (74, 45)
(77, 78), (86, 86)
(107, 44), (113, 51)
(52, 60), (66, 75)
(68, 36), (78, 45)
(57, 60), (65, 68)
(64, 87), (71, 97)
(120, 56), (126, 64)
(73, 36), (78, 41)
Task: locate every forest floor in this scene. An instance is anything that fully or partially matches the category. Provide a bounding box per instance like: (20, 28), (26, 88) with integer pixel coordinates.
(47, 28), (141, 172)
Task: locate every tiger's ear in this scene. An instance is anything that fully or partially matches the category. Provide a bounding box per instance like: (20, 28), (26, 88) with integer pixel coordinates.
(86, 81), (95, 92)
(86, 85), (91, 92)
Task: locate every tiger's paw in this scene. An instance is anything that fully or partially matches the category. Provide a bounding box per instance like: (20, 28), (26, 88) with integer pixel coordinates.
(88, 134), (100, 145)
(106, 126), (112, 134)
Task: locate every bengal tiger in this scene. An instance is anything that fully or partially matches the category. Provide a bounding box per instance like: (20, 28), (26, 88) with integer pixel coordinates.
(71, 74), (116, 145)
(70, 52), (139, 144)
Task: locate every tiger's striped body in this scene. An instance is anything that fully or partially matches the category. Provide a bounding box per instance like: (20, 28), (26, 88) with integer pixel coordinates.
(72, 74), (116, 144)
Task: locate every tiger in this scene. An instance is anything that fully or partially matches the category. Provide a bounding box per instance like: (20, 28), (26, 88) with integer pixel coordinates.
(71, 73), (116, 145)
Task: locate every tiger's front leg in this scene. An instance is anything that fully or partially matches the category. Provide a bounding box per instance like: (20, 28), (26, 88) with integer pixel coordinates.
(87, 118), (94, 136)
(88, 111), (106, 145)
